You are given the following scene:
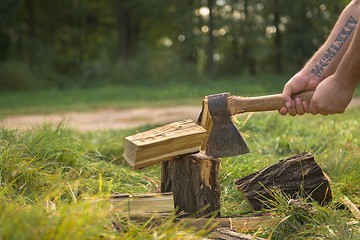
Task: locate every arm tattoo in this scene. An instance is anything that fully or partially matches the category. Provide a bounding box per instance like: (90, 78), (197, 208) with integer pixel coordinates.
(311, 16), (358, 77)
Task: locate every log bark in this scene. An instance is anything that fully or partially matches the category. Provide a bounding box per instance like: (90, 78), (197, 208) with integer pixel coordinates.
(161, 152), (221, 217)
(161, 161), (172, 193)
(235, 152), (332, 211)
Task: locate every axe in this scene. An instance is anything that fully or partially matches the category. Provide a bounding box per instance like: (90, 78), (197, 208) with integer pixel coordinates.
(198, 91), (314, 158)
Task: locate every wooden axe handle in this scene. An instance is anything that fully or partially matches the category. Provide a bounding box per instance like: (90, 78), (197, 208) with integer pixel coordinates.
(227, 91), (314, 115)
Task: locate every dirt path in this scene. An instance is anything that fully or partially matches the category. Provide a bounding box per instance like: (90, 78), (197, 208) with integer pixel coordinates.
(0, 105), (202, 131)
(1, 98), (360, 131)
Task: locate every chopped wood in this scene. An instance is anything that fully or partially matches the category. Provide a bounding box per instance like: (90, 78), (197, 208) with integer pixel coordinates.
(123, 119), (206, 169)
(175, 214), (275, 232)
(162, 152), (221, 217)
(198, 97), (213, 151)
(208, 228), (266, 240)
(89, 193), (174, 218)
(236, 152), (332, 211)
(341, 195), (360, 220)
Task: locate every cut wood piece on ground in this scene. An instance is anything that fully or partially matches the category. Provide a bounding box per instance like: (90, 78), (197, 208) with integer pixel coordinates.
(123, 119), (206, 169)
(208, 228), (266, 240)
(341, 195), (360, 220)
(236, 152), (332, 211)
(88, 193), (174, 218)
(175, 215), (275, 232)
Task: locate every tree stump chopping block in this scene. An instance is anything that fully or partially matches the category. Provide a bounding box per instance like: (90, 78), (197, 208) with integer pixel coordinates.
(161, 152), (221, 217)
(235, 152), (332, 211)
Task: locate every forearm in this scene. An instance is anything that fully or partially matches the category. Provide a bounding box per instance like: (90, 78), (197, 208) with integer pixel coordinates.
(334, 20), (360, 90)
(302, 0), (360, 81)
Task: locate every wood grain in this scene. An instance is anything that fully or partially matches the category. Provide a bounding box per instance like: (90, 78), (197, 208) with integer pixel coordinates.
(123, 119), (206, 169)
(227, 91), (314, 115)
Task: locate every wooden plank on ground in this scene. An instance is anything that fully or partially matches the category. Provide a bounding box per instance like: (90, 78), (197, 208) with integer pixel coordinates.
(175, 214), (275, 232)
(341, 195), (360, 220)
(208, 228), (266, 240)
(123, 119), (206, 169)
(90, 193), (174, 218)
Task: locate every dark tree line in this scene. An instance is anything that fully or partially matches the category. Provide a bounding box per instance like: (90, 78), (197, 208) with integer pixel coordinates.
(0, 0), (348, 89)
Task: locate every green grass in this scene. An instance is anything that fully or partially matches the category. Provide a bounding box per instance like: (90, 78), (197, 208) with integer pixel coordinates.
(1, 76), (360, 239)
(0, 74), (289, 116)
(1, 73), (359, 118)
(1, 106), (360, 239)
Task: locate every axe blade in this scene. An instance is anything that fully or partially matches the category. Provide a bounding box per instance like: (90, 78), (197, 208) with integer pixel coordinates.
(205, 93), (250, 158)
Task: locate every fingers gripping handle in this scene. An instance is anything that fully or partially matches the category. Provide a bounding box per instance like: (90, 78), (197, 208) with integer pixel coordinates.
(227, 91), (314, 115)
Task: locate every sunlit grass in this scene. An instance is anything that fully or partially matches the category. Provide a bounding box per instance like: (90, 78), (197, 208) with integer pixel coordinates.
(0, 106), (359, 238)
(0, 74), (290, 116)
(220, 108), (360, 213)
(261, 191), (360, 239)
(0, 196), (209, 240)
(1, 74), (359, 117)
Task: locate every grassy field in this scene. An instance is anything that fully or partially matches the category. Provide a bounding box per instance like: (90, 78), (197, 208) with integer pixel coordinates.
(1, 77), (360, 239)
(0, 74), (293, 116)
(1, 74), (359, 118)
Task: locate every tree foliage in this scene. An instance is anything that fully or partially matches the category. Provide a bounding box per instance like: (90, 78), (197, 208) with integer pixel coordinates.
(0, 0), (348, 90)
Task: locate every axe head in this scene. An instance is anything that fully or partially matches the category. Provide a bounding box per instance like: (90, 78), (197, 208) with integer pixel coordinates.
(205, 93), (250, 158)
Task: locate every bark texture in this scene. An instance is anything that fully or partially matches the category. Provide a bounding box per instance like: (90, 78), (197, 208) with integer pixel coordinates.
(161, 152), (220, 217)
(235, 152), (332, 211)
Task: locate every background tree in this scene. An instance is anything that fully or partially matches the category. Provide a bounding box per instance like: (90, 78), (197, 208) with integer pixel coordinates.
(0, 0), (347, 91)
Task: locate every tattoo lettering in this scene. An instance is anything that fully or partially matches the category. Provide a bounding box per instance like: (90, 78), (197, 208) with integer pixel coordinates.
(311, 16), (358, 77)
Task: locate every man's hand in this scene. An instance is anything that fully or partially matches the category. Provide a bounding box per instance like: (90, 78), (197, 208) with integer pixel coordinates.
(309, 74), (355, 115)
(279, 2), (360, 116)
(279, 72), (319, 116)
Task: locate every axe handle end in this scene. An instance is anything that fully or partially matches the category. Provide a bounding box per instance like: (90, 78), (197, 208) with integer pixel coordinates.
(228, 91), (314, 115)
